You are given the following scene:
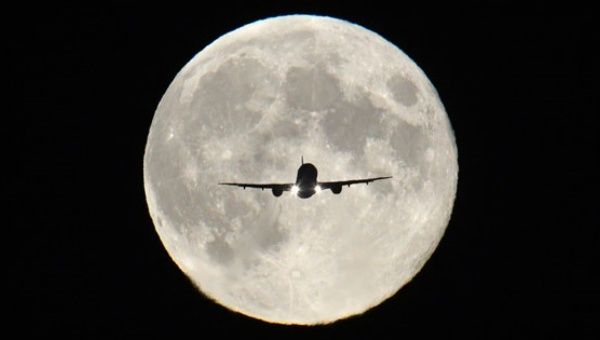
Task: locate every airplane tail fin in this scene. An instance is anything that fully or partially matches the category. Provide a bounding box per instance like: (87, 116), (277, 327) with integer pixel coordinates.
(301, 155), (304, 165)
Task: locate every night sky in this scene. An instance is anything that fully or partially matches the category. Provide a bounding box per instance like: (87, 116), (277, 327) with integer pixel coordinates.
(13, 3), (597, 338)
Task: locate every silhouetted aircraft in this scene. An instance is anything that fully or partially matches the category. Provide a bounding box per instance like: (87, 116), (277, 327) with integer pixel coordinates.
(220, 157), (392, 199)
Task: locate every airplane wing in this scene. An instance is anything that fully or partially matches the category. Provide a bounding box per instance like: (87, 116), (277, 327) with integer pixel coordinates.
(318, 176), (392, 192)
(218, 182), (294, 191)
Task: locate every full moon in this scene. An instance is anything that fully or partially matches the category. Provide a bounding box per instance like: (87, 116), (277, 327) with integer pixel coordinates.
(144, 15), (457, 324)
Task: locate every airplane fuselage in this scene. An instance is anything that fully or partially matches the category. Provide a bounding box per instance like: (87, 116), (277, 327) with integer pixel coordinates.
(295, 163), (319, 199)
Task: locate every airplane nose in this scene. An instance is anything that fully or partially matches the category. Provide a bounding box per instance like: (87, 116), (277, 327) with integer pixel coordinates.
(297, 189), (316, 199)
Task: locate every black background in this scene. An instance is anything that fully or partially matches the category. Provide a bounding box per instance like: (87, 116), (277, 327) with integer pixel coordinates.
(13, 3), (597, 338)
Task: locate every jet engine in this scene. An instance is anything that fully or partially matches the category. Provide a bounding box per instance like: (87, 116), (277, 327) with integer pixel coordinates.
(331, 185), (342, 194)
(272, 188), (283, 197)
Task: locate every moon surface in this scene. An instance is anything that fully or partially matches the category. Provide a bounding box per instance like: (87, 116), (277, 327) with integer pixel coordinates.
(144, 15), (457, 324)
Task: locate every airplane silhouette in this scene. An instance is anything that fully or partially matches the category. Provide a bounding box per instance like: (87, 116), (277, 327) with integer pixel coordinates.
(219, 157), (392, 199)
